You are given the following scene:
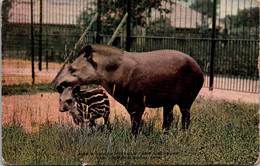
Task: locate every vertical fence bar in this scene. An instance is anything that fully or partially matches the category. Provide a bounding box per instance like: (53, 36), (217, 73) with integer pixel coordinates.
(45, 50), (48, 71)
(126, 0), (131, 51)
(31, 0), (35, 84)
(209, 0), (217, 90)
(39, 0), (43, 71)
(96, 0), (102, 44)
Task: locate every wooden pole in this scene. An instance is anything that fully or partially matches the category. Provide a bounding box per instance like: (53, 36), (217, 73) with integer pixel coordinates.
(107, 13), (128, 46)
(52, 13), (98, 83)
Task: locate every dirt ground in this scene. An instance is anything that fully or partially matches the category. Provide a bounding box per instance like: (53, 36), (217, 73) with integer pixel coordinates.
(199, 87), (259, 104)
(2, 59), (63, 85)
(2, 92), (133, 132)
(2, 59), (259, 132)
(2, 88), (258, 133)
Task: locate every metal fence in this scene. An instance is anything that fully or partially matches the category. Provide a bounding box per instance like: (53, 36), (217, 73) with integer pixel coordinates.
(2, 0), (259, 93)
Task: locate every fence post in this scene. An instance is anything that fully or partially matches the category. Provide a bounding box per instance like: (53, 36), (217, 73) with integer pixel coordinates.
(38, 0), (43, 71)
(209, 0), (217, 91)
(126, 0), (131, 51)
(45, 50), (48, 71)
(31, 0), (35, 84)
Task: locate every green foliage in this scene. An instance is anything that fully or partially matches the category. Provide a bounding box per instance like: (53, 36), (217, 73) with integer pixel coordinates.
(2, 83), (97, 96)
(214, 40), (259, 77)
(190, 0), (220, 17)
(2, 83), (98, 96)
(2, 0), (13, 25)
(2, 0), (14, 43)
(223, 7), (259, 38)
(146, 18), (176, 36)
(132, 37), (258, 78)
(225, 7), (259, 27)
(2, 83), (56, 96)
(78, 0), (173, 35)
(2, 100), (259, 165)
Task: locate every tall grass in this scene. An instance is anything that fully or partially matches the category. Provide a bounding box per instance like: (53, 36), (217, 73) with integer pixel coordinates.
(2, 99), (259, 165)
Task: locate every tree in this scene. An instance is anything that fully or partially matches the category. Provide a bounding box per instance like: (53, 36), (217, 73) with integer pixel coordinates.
(189, 0), (220, 37)
(146, 18), (175, 36)
(224, 7), (259, 38)
(230, 7), (259, 27)
(2, 0), (14, 49)
(77, 0), (173, 35)
(2, 0), (13, 24)
(189, 0), (220, 18)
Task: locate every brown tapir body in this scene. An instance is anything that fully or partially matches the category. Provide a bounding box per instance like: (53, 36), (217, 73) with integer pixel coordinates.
(56, 44), (204, 135)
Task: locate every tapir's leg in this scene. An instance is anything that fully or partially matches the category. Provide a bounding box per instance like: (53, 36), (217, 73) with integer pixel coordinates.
(179, 90), (199, 130)
(128, 103), (145, 136)
(179, 105), (191, 130)
(88, 119), (96, 132)
(103, 110), (110, 129)
(162, 105), (174, 131)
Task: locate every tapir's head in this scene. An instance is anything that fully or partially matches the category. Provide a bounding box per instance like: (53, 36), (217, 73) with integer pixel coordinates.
(58, 85), (80, 112)
(55, 44), (124, 91)
(56, 45), (99, 89)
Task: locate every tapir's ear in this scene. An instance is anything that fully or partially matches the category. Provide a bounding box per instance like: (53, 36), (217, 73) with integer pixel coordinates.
(83, 45), (93, 60)
(83, 44), (97, 69)
(57, 85), (65, 94)
(72, 85), (81, 95)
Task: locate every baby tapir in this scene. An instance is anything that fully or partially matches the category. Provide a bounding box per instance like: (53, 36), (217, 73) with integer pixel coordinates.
(58, 85), (110, 129)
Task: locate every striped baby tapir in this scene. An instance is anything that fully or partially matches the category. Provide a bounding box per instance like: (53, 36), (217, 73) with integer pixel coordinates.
(57, 85), (110, 129)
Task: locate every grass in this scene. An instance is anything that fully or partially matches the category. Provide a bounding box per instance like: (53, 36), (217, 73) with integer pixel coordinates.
(2, 83), (98, 96)
(2, 83), (55, 96)
(2, 99), (259, 165)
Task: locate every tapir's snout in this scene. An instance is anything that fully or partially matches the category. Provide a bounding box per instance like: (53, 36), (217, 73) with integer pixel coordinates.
(59, 108), (68, 112)
(59, 107), (70, 112)
(59, 101), (69, 112)
(55, 68), (82, 91)
(56, 84), (65, 94)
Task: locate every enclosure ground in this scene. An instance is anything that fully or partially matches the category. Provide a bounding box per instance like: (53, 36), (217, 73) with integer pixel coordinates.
(2, 92), (130, 132)
(2, 59), (62, 85)
(199, 87), (259, 104)
(2, 88), (259, 133)
(2, 59), (259, 131)
(2, 60), (259, 165)
(2, 97), (259, 165)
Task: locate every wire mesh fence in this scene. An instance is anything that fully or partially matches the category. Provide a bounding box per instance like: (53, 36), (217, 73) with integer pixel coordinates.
(2, 0), (259, 93)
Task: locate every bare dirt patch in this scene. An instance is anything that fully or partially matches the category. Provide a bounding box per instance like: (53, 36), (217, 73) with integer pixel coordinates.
(199, 87), (259, 104)
(2, 59), (63, 85)
(2, 59), (63, 69)
(1, 92), (133, 132)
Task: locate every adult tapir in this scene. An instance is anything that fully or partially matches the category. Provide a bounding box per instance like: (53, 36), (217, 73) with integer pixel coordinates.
(55, 44), (204, 135)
